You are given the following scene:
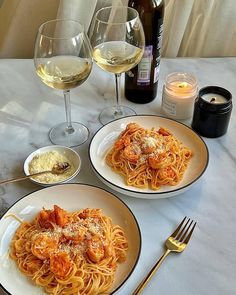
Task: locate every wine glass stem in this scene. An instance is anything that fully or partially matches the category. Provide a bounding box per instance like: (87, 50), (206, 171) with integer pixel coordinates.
(115, 73), (123, 116)
(63, 90), (74, 134)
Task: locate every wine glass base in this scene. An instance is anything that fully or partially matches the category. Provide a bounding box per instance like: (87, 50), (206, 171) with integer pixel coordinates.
(99, 105), (136, 125)
(49, 122), (89, 147)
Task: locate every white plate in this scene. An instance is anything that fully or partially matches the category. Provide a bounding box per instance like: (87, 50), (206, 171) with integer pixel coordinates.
(0, 183), (141, 295)
(89, 115), (209, 199)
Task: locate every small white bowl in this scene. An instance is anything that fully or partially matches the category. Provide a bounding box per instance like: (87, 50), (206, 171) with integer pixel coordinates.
(24, 145), (81, 186)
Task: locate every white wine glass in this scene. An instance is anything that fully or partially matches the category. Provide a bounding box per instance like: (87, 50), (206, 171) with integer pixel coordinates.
(89, 6), (145, 125)
(34, 19), (93, 147)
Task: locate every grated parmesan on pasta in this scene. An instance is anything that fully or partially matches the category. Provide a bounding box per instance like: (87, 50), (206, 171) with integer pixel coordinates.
(29, 151), (76, 183)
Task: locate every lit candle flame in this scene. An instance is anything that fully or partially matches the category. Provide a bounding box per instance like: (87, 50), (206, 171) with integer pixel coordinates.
(177, 82), (188, 88)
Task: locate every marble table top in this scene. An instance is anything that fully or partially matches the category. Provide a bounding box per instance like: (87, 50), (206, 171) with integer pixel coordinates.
(0, 57), (236, 295)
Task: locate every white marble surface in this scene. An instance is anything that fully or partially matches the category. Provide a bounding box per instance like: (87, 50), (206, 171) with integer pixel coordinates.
(0, 57), (236, 295)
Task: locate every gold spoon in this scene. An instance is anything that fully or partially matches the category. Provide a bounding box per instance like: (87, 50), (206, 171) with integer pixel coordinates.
(0, 162), (71, 185)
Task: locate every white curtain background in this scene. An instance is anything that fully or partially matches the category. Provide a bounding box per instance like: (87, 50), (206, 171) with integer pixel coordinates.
(0, 0), (235, 58)
(0, 0), (59, 58)
(163, 0), (236, 57)
(57, 0), (236, 57)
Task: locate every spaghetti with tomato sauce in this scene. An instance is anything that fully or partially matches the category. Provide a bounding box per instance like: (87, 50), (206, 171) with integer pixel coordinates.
(106, 123), (193, 190)
(9, 205), (128, 294)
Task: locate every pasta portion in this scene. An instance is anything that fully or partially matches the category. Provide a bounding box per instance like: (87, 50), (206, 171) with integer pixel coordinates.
(106, 123), (193, 190)
(9, 205), (128, 295)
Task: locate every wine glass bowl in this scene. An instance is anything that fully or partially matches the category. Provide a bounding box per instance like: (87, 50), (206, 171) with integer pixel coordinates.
(89, 6), (145, 125)
(34, 19), (93, 147)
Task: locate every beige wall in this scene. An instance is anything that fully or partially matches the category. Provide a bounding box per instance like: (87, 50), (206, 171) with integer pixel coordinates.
(0, 0), (59, 58)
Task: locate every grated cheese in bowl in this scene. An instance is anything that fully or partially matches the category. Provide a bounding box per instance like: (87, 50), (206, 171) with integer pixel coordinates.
(24, 146), (81, 186)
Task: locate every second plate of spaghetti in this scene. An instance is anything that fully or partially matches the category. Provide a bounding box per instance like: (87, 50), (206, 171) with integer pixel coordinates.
(89, 115), (209, 199)
(0, 184), (141, 295)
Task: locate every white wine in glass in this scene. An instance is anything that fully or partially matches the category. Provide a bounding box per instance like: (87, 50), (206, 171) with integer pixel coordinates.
(34, 19), (93, 147)
(89, 6), (145, 125)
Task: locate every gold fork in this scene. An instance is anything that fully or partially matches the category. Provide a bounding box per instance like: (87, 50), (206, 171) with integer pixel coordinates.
(133, 217), (197, 295)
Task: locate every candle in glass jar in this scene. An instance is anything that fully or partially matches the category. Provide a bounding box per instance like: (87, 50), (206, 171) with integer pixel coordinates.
(161, 72), (198, 120)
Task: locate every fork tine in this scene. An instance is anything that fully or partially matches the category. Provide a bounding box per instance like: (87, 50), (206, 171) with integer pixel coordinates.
(171, 216), (187, 237)
(182, 221), (197, 244)
(175, 217), (191, 240)
(178, 220), (193, 242)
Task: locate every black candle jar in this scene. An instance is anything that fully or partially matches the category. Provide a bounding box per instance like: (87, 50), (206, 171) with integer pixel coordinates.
(191, 86), (232, 138)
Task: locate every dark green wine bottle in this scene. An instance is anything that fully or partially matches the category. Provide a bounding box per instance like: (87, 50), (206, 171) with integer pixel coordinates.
(125, 0), (165, 103)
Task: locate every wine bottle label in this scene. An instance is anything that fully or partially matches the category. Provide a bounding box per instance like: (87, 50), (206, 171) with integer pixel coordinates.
(137, 45), (153, 86)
